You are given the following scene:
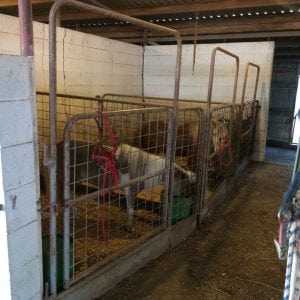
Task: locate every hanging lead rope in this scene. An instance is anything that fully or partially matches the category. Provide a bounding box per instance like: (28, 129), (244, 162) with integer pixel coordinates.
(92, 111), (119, 247)
(218, 135), (233, 167)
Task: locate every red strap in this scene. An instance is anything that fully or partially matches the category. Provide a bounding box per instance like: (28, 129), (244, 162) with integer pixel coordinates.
(218, 135), (233, 167)
(92, 111), (119, 247)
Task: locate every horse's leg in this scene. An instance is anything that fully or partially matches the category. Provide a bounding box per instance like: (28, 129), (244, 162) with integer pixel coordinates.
(120, 173), (136, 231)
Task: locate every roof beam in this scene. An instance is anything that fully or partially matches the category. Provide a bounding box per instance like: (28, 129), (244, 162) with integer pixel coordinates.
(78, 15), (300, 39)
(33, 0), (300, 22)
(115, 0), (300, 17)
(119, 31), (300, 44)
(0, 0), (54, 7)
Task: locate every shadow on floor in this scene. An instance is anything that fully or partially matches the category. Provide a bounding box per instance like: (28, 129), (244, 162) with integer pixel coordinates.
(265, 146), (296, 167)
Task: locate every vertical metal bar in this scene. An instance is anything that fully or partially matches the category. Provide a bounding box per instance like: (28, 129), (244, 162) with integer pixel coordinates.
(167, 41), (182, 231)
(48, 3), (59, 296)
(238, 62), (261, 164)
(18, 0), (34, 56)
(201, 46), (240, 218)
(241, 62), (261, 106)
(63, 130), (71, 289)
(194, 110), (204, 223)
(164, 111), (173, 228)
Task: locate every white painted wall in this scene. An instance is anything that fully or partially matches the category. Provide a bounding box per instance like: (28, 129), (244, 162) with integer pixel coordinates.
(0, 13), (143, 97)
(144, 42), (275, 161)
(0, 55), (42, 299)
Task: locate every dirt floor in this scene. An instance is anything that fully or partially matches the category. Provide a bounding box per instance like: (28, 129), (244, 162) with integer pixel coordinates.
(99, 162), (291, 300)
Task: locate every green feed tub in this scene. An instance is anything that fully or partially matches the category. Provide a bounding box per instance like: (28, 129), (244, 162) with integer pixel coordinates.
(171, 197), (193, 224)
(42, 234), (73, 293)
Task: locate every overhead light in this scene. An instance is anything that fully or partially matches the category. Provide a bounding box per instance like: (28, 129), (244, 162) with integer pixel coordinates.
(224, 14), (228, 17)
(217, 15), (221, 18)
(255, 12), (260, 15)
(232, 13), (236, 17)
(240, 13), (244, 16)
(289, 9), (294, 13)
(281, 10), (285, 13)
(264, 11), (268, 15)
(209, 15), (214, 18)
(202, 16), (207, 19)
(247, 12), (252, 16)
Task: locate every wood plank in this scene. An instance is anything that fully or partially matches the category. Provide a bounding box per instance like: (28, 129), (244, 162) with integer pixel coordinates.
(0, 0), (54, 7)
(118, 0), (300, 17)
(78, 15), (300, 39)
(33, 0), (300, 22)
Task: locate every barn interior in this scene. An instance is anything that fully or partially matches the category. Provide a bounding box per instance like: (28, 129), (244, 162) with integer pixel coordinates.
(0, 1), (299, 299)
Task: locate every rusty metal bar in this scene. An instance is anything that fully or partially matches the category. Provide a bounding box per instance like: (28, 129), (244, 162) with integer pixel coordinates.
(206, 46), (240, 108)
(201, 46), (240, 218)
(18, 0), (34, 56)
(237, 62), (260, 166)
(102, 93), (229, 106)
(241, 62), (260, 106)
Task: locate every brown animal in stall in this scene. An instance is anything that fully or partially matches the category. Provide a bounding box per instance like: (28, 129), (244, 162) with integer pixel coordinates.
(132, 120), (200, 172)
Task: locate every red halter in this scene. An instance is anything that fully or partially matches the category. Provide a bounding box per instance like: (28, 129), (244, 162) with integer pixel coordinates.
(92, 111), (118, 246)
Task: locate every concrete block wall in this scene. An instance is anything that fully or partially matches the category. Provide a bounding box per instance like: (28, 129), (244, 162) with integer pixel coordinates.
(0, 55), (42, 299)
(0, 13), (143, 97)
(144, 42), (275, 161)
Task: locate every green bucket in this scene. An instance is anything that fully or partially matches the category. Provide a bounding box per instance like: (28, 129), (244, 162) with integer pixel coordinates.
(42, 234), (73, 293)
(171, 197), (193, 224)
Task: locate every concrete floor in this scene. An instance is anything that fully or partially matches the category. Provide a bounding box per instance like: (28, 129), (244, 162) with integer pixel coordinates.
(264, 146), (296, 167)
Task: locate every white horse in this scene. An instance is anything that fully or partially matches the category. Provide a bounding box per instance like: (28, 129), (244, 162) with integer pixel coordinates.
(115, 143), (196, 228)
(57, 141), (196, 230)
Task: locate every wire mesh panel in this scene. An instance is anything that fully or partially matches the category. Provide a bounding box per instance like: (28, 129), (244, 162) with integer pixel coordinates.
(36, 92), (102, 162)
(238, 100), (259, 163)
(129, 107), (205, 225)
(60, 108), (183, 284)
(203, 104), (238, 209)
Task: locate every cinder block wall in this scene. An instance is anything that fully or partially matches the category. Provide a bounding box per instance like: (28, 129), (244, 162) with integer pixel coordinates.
(0, 13), (143, 97)
(144, 42), (275, 161)
(0, 55), (42, 299)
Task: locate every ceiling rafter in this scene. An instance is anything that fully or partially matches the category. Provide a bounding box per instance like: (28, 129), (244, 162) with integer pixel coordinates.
(29, 0), (300, 22)
(78, 14), (300, 38)
(0, 0), (54, 7)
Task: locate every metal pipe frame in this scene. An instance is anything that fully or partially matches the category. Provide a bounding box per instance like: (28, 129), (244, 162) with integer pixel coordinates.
(240, 62), (260, 106)
(18, 0), (34, 56)
(48, 1), (182, 295)
(201, 46), (240, 215)
(62, 107), (170, 288)
(102, 93), (230, 106)
(237, 62), (260, 166)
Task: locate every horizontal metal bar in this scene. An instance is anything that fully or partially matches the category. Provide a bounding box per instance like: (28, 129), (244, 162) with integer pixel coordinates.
(65, 169), (167, 208)
(102, 93), (230, 106)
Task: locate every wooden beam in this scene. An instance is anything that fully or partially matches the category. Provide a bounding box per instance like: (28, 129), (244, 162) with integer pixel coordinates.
(115, 0), (300, 17)
(78, 15), (300, 39)
(0, 0), (54, 7)
(118, 31), (300, 44)
(33, 0), (300, 22)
